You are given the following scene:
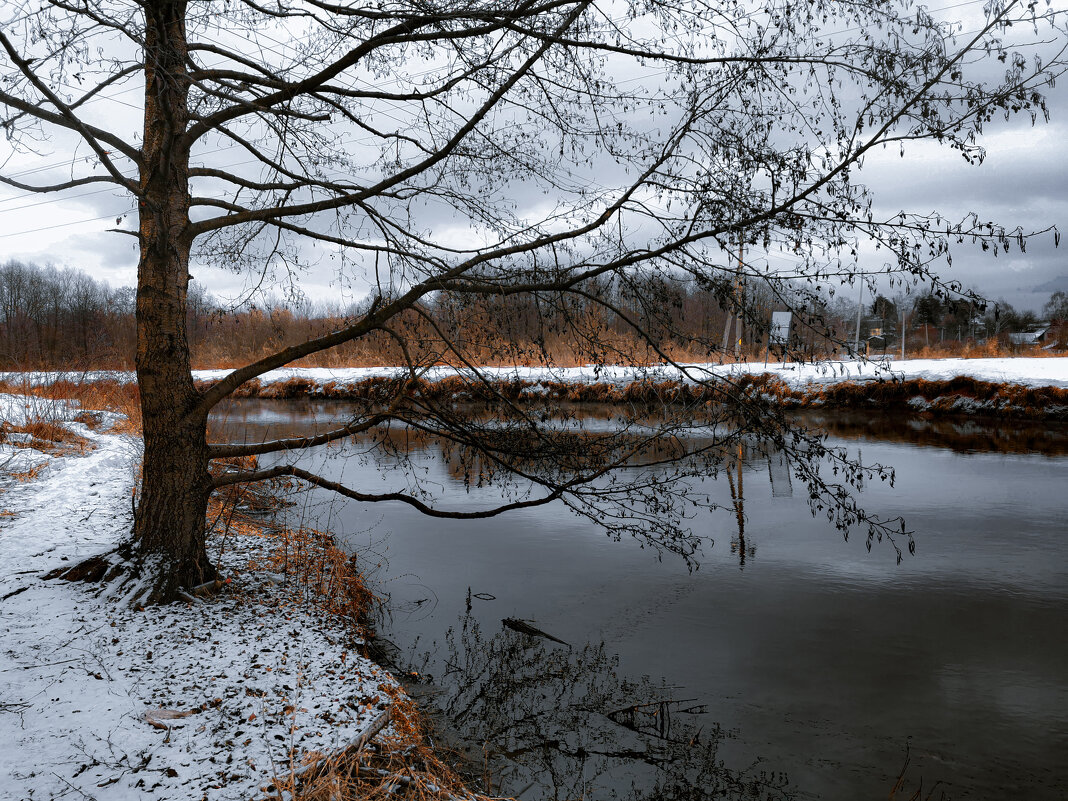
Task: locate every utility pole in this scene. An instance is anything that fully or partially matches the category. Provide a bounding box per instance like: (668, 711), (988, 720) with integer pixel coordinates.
(721, 299), (733, 359)
(721, 235), (745, 360)
(900, 305), (907, 361)
(735, 238), (745, 359)
(853, 280), (864, 357)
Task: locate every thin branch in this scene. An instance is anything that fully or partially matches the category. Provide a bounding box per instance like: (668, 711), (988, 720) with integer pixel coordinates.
(187, 1), (594, 234)
(0, 30), (142, 184)
(209, 411), (395, 459)
(0, 173), (129, 193)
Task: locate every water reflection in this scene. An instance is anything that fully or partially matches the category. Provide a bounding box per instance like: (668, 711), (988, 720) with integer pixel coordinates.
(803, 410), (1068, 456)
(402, 607), (792, 801)
(211, 399), (1068, 458)
(211, 400), (1068, 800)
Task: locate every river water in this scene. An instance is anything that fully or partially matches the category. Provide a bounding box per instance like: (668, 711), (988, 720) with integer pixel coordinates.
(212, 401), (1068, 800)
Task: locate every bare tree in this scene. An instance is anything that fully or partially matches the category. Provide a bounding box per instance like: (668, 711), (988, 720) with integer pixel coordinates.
(0, 260), (124, 366)
(1, 0), (1064, 602)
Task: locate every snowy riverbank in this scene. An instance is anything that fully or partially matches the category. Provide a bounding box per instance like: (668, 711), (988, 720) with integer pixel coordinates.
(3, 355), (1067, 391)
(196, 355), (1068, 390)
(0, 395), (460, 800)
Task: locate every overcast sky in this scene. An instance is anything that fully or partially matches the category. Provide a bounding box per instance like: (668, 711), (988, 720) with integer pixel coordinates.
(1, 1), (1066, 314)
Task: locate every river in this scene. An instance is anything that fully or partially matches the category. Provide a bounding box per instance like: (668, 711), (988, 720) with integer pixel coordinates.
(212, 401), (1068, 800)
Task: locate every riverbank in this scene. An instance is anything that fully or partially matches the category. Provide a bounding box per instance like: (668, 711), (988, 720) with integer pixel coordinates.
(0, 393), (479, 800)
(4, 356), (1066, 420)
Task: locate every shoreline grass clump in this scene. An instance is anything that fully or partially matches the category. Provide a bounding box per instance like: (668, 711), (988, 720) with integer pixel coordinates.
(204, 460), (490, 801)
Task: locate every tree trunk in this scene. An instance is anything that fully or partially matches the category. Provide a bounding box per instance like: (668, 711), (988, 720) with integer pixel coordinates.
(131, 0), (215, 603)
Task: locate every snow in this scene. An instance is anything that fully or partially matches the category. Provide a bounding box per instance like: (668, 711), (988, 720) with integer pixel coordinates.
(7, 356), (1065, 393)
(187, 356), (1068, 389)
(0, 392), (90, 428)
(0, 412), (402, 800)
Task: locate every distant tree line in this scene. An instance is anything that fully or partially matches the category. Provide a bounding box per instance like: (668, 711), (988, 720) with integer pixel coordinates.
(846, 289), (1068, 353)
(0, 260), (134, 368)
(1, 260), (1063, 369)
(0, 260), (807, 368)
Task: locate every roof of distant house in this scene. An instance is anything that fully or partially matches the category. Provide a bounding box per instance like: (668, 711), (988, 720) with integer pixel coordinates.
(1008, 327), (1049, 344)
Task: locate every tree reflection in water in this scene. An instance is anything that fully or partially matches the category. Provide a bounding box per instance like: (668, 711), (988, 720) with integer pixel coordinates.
(409, 606), (792, 800)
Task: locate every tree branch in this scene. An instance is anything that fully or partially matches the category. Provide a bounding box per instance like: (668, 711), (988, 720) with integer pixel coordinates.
(211, 463), (565, 518)
(187, 0), (594, 235)
(0, 30), (142, 185)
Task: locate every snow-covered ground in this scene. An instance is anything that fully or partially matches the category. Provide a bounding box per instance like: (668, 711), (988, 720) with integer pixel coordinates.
(4, 356), (1066, 392)
(199, 355), (1068, 389)
(0, 405), (403, 801)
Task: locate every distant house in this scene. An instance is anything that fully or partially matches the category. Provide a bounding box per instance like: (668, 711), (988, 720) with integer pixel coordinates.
(1008, 327), (1049, 346)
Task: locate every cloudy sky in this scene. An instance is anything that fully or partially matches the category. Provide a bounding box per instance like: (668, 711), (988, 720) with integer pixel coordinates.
(1, 0), (1066, 314)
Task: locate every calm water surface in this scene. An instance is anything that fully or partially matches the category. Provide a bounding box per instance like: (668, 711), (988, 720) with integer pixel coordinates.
(213, 402), (1068, 800)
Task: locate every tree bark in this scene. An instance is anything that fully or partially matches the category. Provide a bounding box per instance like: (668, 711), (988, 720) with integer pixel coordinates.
(131, 0), (214, 603)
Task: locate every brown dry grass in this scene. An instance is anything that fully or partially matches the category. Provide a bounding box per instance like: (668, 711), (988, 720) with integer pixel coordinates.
(6, 462), (47, 482)
(241, 526), (489, 801)
(726, 372), (1066, 420)
(811, 376), (1068, 418)
(272, 686), (493, 801)
(0, 386), (95, 457)
(1, 419), (91, 454)
(204, 467), (490, 801)
(189, 367), (1068, 421)
(908, 339), (1063, 359)
(0, 377), (141, 434)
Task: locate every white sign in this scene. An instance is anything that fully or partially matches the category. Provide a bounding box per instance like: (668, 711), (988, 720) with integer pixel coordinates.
(769, 311), (792, 345)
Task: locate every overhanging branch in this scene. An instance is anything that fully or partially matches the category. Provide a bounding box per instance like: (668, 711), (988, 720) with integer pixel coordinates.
(211, 463), (565, 518)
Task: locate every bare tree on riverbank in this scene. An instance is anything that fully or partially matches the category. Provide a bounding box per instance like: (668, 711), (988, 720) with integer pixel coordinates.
(1, 0), (1063, 602)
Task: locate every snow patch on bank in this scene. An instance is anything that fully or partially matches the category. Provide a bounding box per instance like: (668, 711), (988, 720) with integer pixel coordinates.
(190, 356), (1068, 390)
(0, 422), (400, 800)
(3, 356), (1067, 392)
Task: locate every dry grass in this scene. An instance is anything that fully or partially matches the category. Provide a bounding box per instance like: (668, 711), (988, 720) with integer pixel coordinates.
(272, 688), (492, 801)
(804, 375), (1068, 419)
(194, 369), (1068, 421)
(0, 384), (95, 457)
(242, 527), (488, 801)
(6, 462), (47, 482)
(0, 377), (141, 434)
(258, 527), (488, 800)
(203, 465), (490, 801)
(908, 338), (1064, 359)
(1, 419), (91, 454)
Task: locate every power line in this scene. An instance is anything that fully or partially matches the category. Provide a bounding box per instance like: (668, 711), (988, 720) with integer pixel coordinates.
(0, 208), (135, 240)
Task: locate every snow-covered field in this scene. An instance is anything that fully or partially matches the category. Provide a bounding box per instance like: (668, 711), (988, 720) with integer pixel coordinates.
(4, 356), (1066, 392)
(0, 400), (402, 801)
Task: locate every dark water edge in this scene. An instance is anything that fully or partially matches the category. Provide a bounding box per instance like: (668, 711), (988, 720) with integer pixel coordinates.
(211, 401), (1068, 800)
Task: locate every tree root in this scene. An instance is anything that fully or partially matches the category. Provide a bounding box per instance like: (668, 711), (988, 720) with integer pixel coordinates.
(38, 521), (226, 607)
(40, 545), (220, 608)
(44, 550), (129, 584)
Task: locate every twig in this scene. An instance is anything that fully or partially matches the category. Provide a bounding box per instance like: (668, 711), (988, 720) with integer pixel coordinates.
(291, 706), (392, 779)
(0, 657), (81, 672)
(1, 585), (29, 601)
